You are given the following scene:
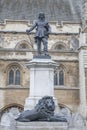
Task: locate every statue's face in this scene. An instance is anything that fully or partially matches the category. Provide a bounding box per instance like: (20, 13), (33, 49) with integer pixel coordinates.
(39, 13), (45, 20)
(45, 98), (55, 111)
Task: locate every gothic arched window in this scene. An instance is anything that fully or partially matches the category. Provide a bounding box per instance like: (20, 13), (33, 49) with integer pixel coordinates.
(54, 72), (58, 85)
(15, 70), (20, 85)
(9, 70), (14, 85)
(8, 66), (21, 85)
(59, 70), (64, 85)
(54, 69), (64, 86)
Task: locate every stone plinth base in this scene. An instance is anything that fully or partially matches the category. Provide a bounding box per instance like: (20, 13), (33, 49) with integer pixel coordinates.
(17, 122), (68, 130)
(0, 125), (17, 130)
(68, 126), (85, 130)
(26, 58), (58, 98)
(24, 58), (59, 111)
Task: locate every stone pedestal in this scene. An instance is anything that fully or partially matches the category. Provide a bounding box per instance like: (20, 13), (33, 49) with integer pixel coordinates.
(16, 122), (68, 130)
(24, 57), (59, 112)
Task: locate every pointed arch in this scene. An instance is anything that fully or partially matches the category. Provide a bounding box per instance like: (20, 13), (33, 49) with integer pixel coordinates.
(15, 40), (33, 50)
(58, 103), (72, 113)
(54, 63), (69, 86)
(0, 103), (24, 120)
(5, 62), (24, 86)
(0, 103), (24, 113)
(59, 63), (69, 74)
(5, 62), (24, 73)
(51, 41), (69, 50)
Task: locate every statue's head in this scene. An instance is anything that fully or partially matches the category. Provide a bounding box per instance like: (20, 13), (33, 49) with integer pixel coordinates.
(38, 12), (45, 20)
(35, 96), (55, 112)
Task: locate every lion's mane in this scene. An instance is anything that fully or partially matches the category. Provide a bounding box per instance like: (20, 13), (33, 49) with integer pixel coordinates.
(35, 96), (55, 117)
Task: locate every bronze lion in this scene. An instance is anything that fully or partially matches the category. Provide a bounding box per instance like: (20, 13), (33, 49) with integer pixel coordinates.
(16, 96), (67, 122)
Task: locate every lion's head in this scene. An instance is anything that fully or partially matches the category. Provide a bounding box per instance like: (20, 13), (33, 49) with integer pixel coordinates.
(35, 96), (55, 115)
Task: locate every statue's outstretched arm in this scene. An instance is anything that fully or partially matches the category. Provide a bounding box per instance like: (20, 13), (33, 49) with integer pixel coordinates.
(26, 23), (37, 35)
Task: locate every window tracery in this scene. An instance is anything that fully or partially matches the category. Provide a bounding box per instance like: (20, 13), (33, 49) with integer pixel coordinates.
(54, 68), (64, 86)
(8, 65), (21, 85)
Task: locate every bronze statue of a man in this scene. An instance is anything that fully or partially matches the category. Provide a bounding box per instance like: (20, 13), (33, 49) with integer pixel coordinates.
(26, 12), (51, 56)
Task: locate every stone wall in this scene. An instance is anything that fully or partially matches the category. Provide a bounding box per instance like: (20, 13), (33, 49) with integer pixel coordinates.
(0, 88), (79, 113)
(0, 20), (80, 115)
(0, 58), (79, 112)
(54, 89), (79, 112)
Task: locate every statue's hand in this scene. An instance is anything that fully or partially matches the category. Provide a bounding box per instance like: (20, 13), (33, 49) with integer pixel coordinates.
(26, 30), (30, 35)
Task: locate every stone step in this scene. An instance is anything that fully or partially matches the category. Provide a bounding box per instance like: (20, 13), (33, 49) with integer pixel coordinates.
(17, 122), (68, 130)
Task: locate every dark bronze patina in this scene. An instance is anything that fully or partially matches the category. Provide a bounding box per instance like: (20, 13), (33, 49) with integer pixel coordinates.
(26, 12), (51, 56)
(16, 96), (67, 122)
